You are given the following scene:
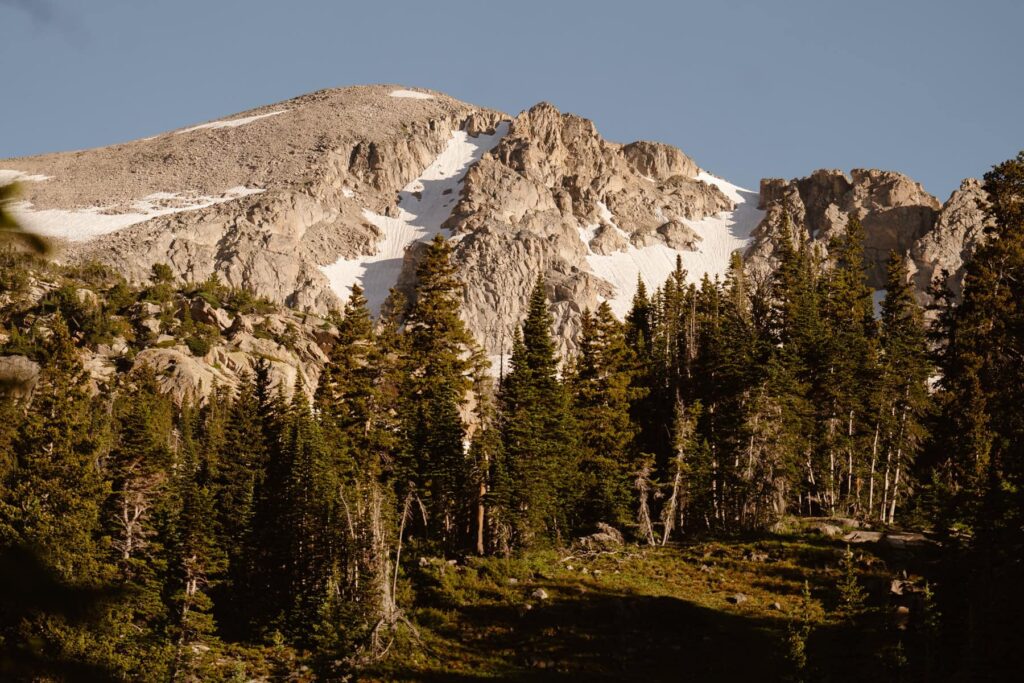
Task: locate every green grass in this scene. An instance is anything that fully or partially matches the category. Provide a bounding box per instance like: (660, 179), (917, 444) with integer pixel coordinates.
(363, 530), (941, 682)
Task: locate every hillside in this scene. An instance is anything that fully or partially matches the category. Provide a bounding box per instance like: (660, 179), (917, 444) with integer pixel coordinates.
(0, 85), (988, 372)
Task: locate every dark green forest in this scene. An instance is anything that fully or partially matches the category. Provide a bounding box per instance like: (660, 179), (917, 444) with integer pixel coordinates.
(1, 152), (1022, 681)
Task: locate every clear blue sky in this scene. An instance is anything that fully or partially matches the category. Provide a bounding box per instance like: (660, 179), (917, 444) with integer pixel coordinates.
(2, 0), (1021, 199)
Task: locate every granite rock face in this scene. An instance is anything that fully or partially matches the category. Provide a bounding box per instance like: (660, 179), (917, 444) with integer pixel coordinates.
(443, 102), (731, 358)
(1, 85), (991, 380)
(747, 169), (987, 300)
(908, 178), (991, 299)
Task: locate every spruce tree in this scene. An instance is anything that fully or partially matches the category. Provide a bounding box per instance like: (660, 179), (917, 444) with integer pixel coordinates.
(819, 217), (878, 516)
(214, 372), (267, 635)
(401, 234), (476, 548)
(570, 302), (643, 529)
(0, 315), (106, 578)
(873, 252), (930, 524)
(165, 404), (224, 678)
(280, 385), (335, 644)
(498, 279), (579, 546)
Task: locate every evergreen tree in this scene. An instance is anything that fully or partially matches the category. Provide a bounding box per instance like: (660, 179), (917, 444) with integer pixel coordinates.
(214, 372), (267, 634)
(280, 385), (335, 644)
(401, 234), (476, 548)
(0, 315), (106, 578)
(570, 302), (643, 529)
(165, 403), (224, 679)
(497, 279), (579, 546)
(872, 252), (931, 524)
(819, 217), (878, 516)
(928, 152), (1024, 673)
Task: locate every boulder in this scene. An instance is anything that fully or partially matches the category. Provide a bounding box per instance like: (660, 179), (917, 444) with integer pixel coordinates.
(180, 297), (234, 331)
(657, 220), (701, 250)
(809, 522), (843, 537)
(577, 522), (625, 551)
(845, 530), (884, 544)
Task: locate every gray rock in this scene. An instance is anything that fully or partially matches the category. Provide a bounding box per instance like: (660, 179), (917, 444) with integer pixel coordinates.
(726, 593), (748, 605)
(531, 588), (549, 601)
(577, 522), (625, 551)
(810, 522), (843, 537)
(845, 530), (884, 544)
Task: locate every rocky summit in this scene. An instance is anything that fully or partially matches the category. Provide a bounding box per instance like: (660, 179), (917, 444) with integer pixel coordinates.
(0, 84), (988, 367)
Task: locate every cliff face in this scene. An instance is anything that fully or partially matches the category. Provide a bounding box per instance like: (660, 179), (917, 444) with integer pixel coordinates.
(747, 169), (988, 301)
(5, 85), (495, 313)
(0, 85), (989, 380)
(443, 102), (734, 360)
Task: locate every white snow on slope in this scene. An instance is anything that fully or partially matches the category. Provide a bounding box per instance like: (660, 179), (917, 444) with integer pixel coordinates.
(583, 171), (764, 319)
(13, 186), (265, 242)
(0, 170), (51, 183)
(176, 110), (288, 134)
(320, 122), (510, 315)
(390, 89), (434, 100)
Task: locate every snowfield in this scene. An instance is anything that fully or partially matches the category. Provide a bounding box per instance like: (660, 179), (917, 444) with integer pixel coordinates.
(320, 122), (510, 314)
(0, 169), (51, 183)
(12, 187), (265, 242)
(176, 110), (288, 134)
(389, 89), (434, 99)
(582, 172), (764, 318)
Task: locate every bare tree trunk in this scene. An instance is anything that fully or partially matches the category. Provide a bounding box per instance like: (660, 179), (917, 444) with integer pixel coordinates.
(868, 421), (879, 519)
(662, 454), (684, 545)
(846, 409), (855, 513)
(806, 456), (819, 515)
(636, 463), (656, 546)
(887, 405), (909, 525)
(475, 480), (486, 556)
(888, 453), (902, 525)
(881, 447), (892, 524)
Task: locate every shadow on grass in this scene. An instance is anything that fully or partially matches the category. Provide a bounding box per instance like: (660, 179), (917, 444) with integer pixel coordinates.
(373, 585), (787, 682)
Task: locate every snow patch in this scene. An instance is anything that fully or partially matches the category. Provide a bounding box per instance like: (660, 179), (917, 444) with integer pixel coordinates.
(389, 89), (434, 100)
(0, 170), (51, 183)
(13, 186), (265, 242)
(320, 122), (510, 315)
(176, 110), (288, 134)
(583, 172), (765, 318)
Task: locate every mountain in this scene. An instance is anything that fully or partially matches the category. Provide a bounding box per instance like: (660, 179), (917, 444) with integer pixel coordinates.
(0, 84), (988, 365)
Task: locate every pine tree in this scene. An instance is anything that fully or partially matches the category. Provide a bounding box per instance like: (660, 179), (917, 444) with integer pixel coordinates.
(497, 279), (579, 547)
(165, 404), (224, 679)
(873, 252), (931, 524)
(280, 385), (335, 644)
(401, 234), (476, 549)
(819, 217), (878, 516)
(928, 152), (1024, 673)
(213, 372), (267, 635)
(0, 314), (106, 578)
(767, 215), (828, 516)
(836, 545), (867, 619)
(570, 302), (643, 529)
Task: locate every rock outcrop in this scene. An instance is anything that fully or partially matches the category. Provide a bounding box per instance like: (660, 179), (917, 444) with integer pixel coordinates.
(444, 102), (732, 357)
(747, 169), (988, 300)
(908, 178), (991, 299)
(7, 85), (498, 316)
(2, 84), (990, 371)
